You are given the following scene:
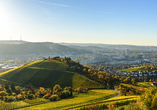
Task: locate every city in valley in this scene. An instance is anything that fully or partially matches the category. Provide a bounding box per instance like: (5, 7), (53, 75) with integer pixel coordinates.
(1, 0), (157, 109)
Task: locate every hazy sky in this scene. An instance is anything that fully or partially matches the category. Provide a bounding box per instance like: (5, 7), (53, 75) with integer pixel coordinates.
(0, 0), (157, 45)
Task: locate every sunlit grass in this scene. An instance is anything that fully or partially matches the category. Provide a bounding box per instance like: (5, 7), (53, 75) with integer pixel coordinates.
(117, 66), (150, 72)
(18, 90), (118, 110)
(63, 96), (138, 110)
(137, 82), (152, 88)
(23, 98), (49, 104)
(0, 101), (29, 110)
(90, 89), (118, 95)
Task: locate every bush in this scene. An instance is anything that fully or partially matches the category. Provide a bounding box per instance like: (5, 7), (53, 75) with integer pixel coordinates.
(50, 95), (58, 101)
(107, 102), (117, 109)
(61, 91), (70, 99)
(43, 93), (51, 99)
(77, 86), (83, 93)
(27, 94), (34, 99)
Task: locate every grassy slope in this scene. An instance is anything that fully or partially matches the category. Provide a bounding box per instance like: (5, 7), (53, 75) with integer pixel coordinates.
(137, 82), (152, 88)
(120, 83), (147, 91)
(65, 96), (137, 110)
(0, 59), (104, 89)
(18, 90), (118, 110)
(117, 66), (150, 72)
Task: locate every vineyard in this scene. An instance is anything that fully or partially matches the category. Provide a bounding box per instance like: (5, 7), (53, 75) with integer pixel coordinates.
(62, 96), (138, 110)
(0, 58), (104, 89)
(18, 90), (118, 110)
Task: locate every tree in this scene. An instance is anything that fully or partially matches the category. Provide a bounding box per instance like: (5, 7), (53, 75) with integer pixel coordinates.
(83, 68), (87, 73)
(53, 84), (62, 93)
(0, 91), (7, 97)
(11, 83), (15, 91)
(107, 102), (117, 109)
(139, 87), (157, 110)
(131, 78), (135, 85)
(77, 86), (83, 93)
(67, 86), (72, 96)
(145, 64), (149, 69)
(5, 83), (9, 90)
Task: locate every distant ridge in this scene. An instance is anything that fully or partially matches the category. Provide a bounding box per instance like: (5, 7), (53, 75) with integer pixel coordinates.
(0, 41), (90, 55)
(0, 40), (27, 44)
(59, 43), (157, 50)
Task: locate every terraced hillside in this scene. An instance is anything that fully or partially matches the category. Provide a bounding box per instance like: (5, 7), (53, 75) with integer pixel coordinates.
(0, 58), (104, 89)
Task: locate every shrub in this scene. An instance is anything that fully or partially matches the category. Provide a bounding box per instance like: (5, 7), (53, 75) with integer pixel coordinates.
(107, 102), (117, 109)
(61, 91), (70, 99)
(27, 94), (34, 99)
(43, 93), (51, 99)
(77, 86), (83, 93)
(119, 89), (125, 96)
(50, 95), (58, 101)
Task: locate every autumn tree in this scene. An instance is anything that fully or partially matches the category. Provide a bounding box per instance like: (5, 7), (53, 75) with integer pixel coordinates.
(139, 87), (157, 110)
(53, 84), (62, 93)
(77, 86), (83, 93)
(0, 91), (7, 98)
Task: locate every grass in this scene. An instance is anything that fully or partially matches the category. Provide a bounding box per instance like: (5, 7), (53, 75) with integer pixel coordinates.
(137, 82), (152, 88)
(90, 89), (118, 95)
(0, 59), (104, 89)
(23, 98), (49, 104)
(0, 101), (30, 110)
(63, 96), (138, 110)
(120, 83), (147, 91)
(18, 90), (118, 110)
(0, 78), (24, 86)
(113, 103), (140, 110)
(117, 66), (150, 72)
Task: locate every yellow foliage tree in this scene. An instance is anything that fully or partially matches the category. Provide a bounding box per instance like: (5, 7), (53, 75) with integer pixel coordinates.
(0, 91), (7, 97)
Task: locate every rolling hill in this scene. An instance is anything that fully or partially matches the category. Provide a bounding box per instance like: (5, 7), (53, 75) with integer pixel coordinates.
(0, 41), (91, 55)
(0, 58), (104, 89)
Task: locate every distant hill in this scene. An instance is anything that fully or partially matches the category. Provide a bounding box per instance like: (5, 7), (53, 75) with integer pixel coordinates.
(59, 43), (157, 50)
(0, 41), (90, 55)
(0, 58), (104, 89)
(0, 40), (27, 44)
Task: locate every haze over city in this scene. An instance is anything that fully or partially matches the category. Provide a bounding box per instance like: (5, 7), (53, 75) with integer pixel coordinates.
(0, 0), (157, 46)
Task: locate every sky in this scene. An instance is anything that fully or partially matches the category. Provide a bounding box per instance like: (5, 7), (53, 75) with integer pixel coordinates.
(0, 0), (157, 46)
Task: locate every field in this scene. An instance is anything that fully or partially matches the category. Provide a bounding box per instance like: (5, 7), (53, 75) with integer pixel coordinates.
(23, 98), (49, 104)
(117, 66), (150, 72)
(0, 59), (104, 89)
(63, 96), (138, 110)
(137, 82), (152, 88)
(0, 101), (30, 110)
(18, 90), (118, 110)
(0, 78), (24, 86)
(90, 89), (118, 94)
(120, 83), (147, 92)
(113, 103), (139, 110)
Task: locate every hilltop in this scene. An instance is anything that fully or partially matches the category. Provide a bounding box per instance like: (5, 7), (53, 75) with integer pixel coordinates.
(0, 57), (104, 89)
(0, 41), (90, 55)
